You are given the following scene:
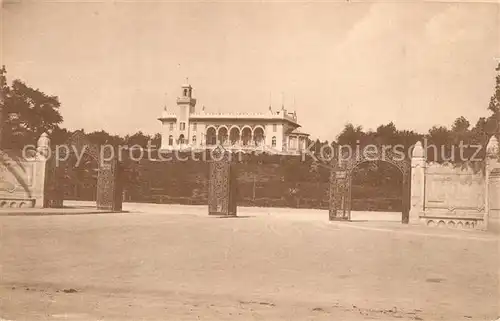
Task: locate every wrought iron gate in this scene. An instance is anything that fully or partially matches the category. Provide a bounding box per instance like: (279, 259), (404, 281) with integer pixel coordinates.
(328, 147), (411, 223)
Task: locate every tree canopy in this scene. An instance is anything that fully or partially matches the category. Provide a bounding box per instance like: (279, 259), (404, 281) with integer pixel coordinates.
(0, 66), (63, 149)
(1, 62), (498, 162)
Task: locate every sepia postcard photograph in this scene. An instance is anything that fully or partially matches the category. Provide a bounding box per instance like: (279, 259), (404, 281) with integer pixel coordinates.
(0, 0), (499, 320)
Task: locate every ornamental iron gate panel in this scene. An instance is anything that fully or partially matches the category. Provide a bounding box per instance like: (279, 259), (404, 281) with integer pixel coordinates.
(208, 149), (237, 216)
(329, 169), (351, 221)
(96, 156), (122, 211)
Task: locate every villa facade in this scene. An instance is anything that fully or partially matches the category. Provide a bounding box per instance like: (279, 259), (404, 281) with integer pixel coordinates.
(158, 83), (309, 154)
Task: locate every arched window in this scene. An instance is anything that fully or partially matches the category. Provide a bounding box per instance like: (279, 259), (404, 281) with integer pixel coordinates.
(206, 127), (216, 145)
(272, 136), (277, 147)
(229, 127), (240, 145)
(178, 134), (185, 145)
(168, 135), (173, 146)
(183, 89), (188, 96)
(192, 135), (197, 144)
(241, 128), (252, 146)
(218, 127), (228, 145)
(253, 127), (264, 146)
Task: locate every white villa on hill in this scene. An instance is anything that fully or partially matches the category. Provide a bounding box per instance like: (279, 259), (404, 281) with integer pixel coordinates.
(158, 83), (309, 154)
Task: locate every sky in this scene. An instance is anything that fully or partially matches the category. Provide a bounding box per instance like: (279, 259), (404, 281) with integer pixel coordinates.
(1, 0), (499, 141)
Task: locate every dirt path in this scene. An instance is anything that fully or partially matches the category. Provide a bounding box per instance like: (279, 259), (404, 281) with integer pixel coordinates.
(0, 208), (498, 320)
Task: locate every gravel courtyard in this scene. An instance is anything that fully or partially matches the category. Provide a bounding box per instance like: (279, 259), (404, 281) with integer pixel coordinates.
(0, 204), (498, 321)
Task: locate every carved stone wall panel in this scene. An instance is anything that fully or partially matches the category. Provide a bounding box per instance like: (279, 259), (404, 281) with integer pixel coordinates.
(0, 164), (20, 194)
(0, 151), (37, 206)
(489, 169), (500, 217)
(422, 217), (484, 230)
(423, 166), (485, 221)
(487, 168), (500, 232)
(0, 199), (35, 208)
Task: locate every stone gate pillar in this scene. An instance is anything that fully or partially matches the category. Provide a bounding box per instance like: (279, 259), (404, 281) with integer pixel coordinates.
(486, 136), (499, 232)
(410, 141), (425, 224)
(208, 149), (237, 216)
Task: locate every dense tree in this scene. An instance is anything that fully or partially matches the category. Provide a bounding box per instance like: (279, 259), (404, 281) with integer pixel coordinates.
(86, 130), (124, 147)
(151, 133), (162, 148)
(124, 131), (153, 149)
(0, 66), (63, 149)
(337, 123), (365, 147)
(486, 63), (500, 139)
(451, 116), (470, 133)
(424, 65), (499, 162)
(0, 66), (7, 149)
(488, 63), (500, 116)
(50, 127), (73, 146)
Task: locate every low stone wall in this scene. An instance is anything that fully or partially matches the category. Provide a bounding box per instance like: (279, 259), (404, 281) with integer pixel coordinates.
(421, 163), (485, 229)
(0, 134), (52, 209)
(410, 136), (499, 232)
(0, 150), (48, 208)
(488, 168), (500, 233)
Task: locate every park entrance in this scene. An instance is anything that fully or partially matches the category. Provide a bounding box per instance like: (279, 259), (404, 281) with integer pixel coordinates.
(47, 131), (123, 211)
(328, 147), (411, 223)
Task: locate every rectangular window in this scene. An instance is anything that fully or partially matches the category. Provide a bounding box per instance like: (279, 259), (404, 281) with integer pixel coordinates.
(180, 122), (186, 131)
(273, 124), (277, 132)
(169, 123), (174, 130)
(192, 136), (197, 144)
(192, 123), (197, 131)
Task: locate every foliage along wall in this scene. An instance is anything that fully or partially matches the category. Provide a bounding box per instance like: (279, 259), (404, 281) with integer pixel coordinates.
(63, 151), (404, 211)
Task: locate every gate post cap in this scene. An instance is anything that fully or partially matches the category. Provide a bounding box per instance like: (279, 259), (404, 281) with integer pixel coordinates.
(36, 132), (50, 158)
(486, 136), (499, 157)
(37, 132), (50, 147)
(411, 141), (424, 158)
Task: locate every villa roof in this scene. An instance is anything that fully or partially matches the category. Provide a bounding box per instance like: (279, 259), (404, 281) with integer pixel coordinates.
(290, 129), (310, 136)
(159, 110), (301, 127)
